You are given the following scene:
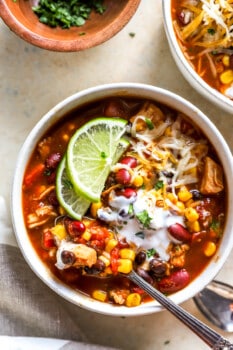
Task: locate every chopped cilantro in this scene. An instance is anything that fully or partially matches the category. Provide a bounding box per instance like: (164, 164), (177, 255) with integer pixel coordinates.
(135, 231), (145, 239)
(145, 118), (154, 130)
(129, 32), (136, 38)
(136, 210), (152, 228)
(207, 28), (216, 35)
(155, 180), (164, 190)
(128, 203), (134, 215)
(146, 248), (157, 258)
(32, 0), (106, 29)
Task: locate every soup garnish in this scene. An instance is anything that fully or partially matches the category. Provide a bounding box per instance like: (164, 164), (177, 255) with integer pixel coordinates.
(172, 0), (233, 99)
(23, 97), (225, 307)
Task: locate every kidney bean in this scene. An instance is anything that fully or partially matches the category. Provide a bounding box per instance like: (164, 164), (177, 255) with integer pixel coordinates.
(192, 230), (207, 243)
(118, 237), (130, 249)
(61, 250), (76, 265)
(135, 251), (147, 265)
(120, 156), (137, 168)
(116, 169), (131, 185)
(168, 223), (192, 243)
(136, 267), (154, 285)
(149, 258), (166, 277)
(158, 269), (190, 294)
(65, 219), (86, 238)
(121, 187), (137, 198)
(46, 152), (61, 169)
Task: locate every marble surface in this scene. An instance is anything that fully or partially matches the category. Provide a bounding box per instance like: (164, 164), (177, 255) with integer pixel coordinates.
(0, 1), (233, 349)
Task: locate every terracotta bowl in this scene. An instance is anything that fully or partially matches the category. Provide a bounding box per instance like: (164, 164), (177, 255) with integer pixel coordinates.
(0, 0), (141, 52)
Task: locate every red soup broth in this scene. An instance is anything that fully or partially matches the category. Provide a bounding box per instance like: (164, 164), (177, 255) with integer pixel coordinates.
(22, 96), (226, 307)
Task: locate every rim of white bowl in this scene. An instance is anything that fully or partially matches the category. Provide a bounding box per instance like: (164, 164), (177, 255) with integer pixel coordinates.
(162, 0), (233, 115)
(11, 82), (233, 317)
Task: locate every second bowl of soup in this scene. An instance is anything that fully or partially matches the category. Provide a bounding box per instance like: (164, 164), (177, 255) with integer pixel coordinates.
(11, 83), (233, 316)
(162, 0), (233, 114)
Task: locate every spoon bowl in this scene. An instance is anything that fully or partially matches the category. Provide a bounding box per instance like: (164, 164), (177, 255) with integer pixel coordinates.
(193, 280), (233, 333)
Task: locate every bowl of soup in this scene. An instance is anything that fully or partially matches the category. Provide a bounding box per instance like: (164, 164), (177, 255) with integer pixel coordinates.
(11, 83), (233, 316)
(162, 0), (233, 114)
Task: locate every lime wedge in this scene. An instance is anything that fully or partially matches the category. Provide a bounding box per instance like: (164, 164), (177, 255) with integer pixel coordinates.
(67, 118), (128, 202)
(56, 155), (90, 220)
(56, 137), (129, 220)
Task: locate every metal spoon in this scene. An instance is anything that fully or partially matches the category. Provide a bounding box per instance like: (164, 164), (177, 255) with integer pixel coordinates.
(193, 280), (233, 333)
(127, 270), (233, 349)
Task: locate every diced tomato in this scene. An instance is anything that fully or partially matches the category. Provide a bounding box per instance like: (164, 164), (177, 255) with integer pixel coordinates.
(42, 230), (55, 250)
(24, 163), (45, 186)
(110, 247), (120, 274)
(91, 226), (110, 241)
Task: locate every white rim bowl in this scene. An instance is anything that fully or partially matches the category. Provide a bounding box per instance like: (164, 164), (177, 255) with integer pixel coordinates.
(11, 82), (233, 316)
(162, 0), (233, 114)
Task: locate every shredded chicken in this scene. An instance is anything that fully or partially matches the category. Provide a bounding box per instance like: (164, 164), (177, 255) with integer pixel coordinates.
(200, 156), (224, 194)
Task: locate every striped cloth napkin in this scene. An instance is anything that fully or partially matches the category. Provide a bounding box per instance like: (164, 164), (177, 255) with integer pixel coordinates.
(0, 196), (118, 350)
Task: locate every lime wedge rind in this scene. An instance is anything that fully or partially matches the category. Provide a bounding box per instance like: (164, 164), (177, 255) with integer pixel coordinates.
(67, 118), (128, 202)
(56, 136), (129, 220)
(56, 156), (91, 220)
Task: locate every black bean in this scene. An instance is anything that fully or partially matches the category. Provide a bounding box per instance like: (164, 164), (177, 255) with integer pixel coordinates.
(190, 189), (203, 200)
(61, 250), (76, 265)
(136, 267), (154, 285)
(135, 251), (146, 265)
(149, 258), (166, 277)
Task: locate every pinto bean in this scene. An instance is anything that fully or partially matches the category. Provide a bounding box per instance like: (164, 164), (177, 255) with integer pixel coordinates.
(158, 269), (190, 294)
(168, 223), (192, 243)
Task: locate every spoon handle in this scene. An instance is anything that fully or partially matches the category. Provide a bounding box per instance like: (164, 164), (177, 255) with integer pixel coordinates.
(128, 270), (233, 349)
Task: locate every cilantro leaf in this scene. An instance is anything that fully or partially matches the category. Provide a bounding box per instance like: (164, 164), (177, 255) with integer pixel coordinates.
(136, 210), (152, 228)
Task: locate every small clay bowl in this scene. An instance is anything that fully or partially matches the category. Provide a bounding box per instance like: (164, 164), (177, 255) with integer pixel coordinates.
(0, 0), (141, 52)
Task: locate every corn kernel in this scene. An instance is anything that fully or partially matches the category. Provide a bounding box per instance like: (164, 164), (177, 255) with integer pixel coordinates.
(58, 206), (66, 216)
(105, 238), (118, 253)
(178, 188), (192, 202)
(220, 69), (233, 84)
(105, 266), (113, 275)
(62, 134), (69, 142)
(90, 201), (102, 217)
(117, 259), (133, 274)
(203, 241), (216, 257)
(132, 175), (144, 187)
(167, 193), (178, 204)
(189, 220), (200, 233)
(82, 231), (92, 241)
(92, 290), (107, 302)
(119, 248), (136, 261)
(126, 293), (141, 307)
(222, 55), (230, 67)
(185, 207), (199, 222)
(176, 201), (185, 212)
(99, 255), (110, 267)
(50, 224), (67, 240)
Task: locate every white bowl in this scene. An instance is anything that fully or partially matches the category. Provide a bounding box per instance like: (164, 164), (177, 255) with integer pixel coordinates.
(162, 0), (233, 114)
(11, 83), (233, 316)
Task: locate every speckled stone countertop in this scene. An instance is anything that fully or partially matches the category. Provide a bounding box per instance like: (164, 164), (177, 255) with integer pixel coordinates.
(0, 1), (233, 349)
